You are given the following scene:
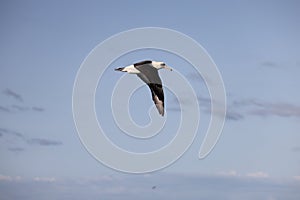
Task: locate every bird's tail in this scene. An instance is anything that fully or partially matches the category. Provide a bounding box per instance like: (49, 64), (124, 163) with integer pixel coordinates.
(114, 67), (125, 71)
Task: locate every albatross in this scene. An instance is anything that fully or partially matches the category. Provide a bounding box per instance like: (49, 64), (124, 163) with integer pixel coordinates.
(115, 60), (172, 116)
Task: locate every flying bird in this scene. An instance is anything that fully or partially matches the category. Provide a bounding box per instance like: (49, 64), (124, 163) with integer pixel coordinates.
(115, 60), (172, 116)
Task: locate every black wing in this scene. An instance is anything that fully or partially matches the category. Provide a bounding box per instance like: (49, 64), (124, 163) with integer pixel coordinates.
(134, 60), (152, 67)
(135, 64), (164, 116)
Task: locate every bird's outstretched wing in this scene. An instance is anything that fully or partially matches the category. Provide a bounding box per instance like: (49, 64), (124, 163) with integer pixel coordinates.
(135, 64), (164, 116)
(148, 83), (164, 116)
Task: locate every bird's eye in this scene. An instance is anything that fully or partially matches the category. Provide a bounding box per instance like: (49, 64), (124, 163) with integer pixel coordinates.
(161, 63), (166, 66)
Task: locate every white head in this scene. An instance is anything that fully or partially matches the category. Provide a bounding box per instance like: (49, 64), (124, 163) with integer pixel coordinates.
(152, 61), (173, 71)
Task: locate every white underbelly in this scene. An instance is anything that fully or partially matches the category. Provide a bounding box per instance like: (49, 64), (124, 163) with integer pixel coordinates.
(126, 65), (140, 74)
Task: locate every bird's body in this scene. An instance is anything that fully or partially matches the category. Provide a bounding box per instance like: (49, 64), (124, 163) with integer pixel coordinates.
(115, 60), (172, 116)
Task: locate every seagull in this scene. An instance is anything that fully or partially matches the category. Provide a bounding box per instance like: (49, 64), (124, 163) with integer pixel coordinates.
(115, 60), (172, 116)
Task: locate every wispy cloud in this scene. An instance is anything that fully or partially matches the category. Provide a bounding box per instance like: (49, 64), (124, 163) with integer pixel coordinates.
(8, 147), (25, 152)
(197, 95), (211, 106)
(34, 177), (56, 182)
(170, 94), (245, 121)
(0, 105), (11, 112)
(186, 72), (205, 83)
(0, 172), (299, 200)
(165, 92), (300, 121)
(3, 89), (23, 102)
(249, 102), (300, 118)
(27, 138), (63, 146)
(0, 174), (22, 182)
(0, 105), (45, 113)
(218, 170), (240, 177)
(0, 175), (14, 181)
(261, 61), (279, 68)
(0, 88), (45, 113)
(260, 60), (299, 70)
(229, 98), (300, 120)
(231, 98), (259, 107)
(219, 170), (269, 179)
(225, 110), (244, 121)
(11, 105), (30, 111)
(0, 127), (63, 149)
(197, 96), (244, 122)
(0, 128), (24, 139)
(31, 106), (45, 112)
(0, 175), (56, 183)
(246, 171), (269, 178)
(186, 72), (217, 86)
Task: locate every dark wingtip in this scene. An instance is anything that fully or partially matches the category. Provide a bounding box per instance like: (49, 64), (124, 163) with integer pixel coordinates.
(159, 109), (164, 116)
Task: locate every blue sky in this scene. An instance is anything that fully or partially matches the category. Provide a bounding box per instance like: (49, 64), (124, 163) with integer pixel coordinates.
(1, 0), (300, 199)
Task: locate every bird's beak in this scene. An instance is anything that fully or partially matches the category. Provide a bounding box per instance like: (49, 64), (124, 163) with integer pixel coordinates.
(164, 65), (173, 71)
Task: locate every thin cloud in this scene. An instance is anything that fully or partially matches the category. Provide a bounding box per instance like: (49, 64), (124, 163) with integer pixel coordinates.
(0, 128), (24, 138)
(186, 72), (217, 86)
(186, 72), (205, 83)
(230, 99), (300, 119)
(231, 98), (259, 107)
(34, 177), (56, 182)
(219, 170), (269, 179)
(11, 105), (45, 112)
(261, 61), (278, 68)
(27, 138), (63, 146)
(260, 61), (298, 70)
(218, 170), (240, 177)
(32, 106), (45, 112)
(0, 174), (21, 182)
(200, 96), (245, 121)
(166, 95), (300, 120)
(0, 105), (10, 112)
(226, 110), (244, 121)
(249, 102), (300, 118)
(0, 89), (45, 113)
(0, 172), (299, 200)
(197, 95), (211, 106)
(0, 105), (45, 113)
(206, 109), (244, 121)
(8, 147), (25, 152)
(0, 127), (63, 149)
(171, 94), (244, 121)
(3, 89), (23, 102)
(0, 175), (14, 181)
(246, 171), (269, 178)
(11, 105), (30, 112)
